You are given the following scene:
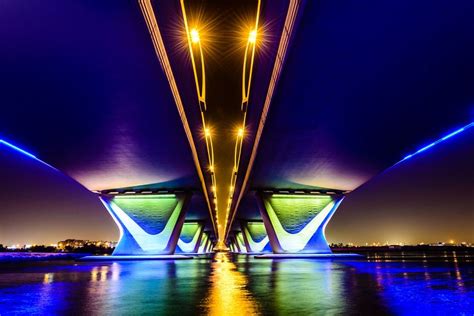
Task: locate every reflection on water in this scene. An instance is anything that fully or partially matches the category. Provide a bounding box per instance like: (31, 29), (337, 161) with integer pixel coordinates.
(0, 252), (472, 315)
(204, 252), (259, 315)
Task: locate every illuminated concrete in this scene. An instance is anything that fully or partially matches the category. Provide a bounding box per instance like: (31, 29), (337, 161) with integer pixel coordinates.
(240, 221), (271, 253)
(257, 193), (344, 254)
(1, 0), (472, 255)
(100, 194), (191, 256)
(197, 232), (210, 254)
(176, 222), (204, 254)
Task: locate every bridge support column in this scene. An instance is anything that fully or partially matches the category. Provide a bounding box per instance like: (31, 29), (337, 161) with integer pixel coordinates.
(229, 241), (236, 253)
(228, 234), (241, 253)
(197, 232), (210, 253)
(240, 221), (271, 253)
(207, 239), (214, 252)
(176, 222), (204, 254)
(235, 231), (248, 253)
(256, 193), (344, 254)
(99, 193), (191, 256)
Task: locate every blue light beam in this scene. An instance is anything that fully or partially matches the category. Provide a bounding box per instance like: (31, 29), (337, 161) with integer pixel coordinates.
(0, 138), (57, 170)
(0, 139), (37, 159)
(399, 122), (474, 163)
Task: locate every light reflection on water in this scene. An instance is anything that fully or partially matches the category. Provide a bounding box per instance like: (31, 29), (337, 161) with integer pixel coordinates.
(0, 252), (472, 315)
(204, 252), (259, 315)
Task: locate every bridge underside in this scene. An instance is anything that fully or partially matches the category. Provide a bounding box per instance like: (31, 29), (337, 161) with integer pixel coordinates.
(0, 0), (473, 257)
(99, 191), (214, 256)
(176, 222), (204, 254)
(227, 0), (474, 254)
(229, 193), (343, 254)
(240, 221), (271, 253)
(100, 194), (190, 256)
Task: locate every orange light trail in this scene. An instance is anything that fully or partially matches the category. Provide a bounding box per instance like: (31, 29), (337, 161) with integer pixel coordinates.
(180, 0), (220, 232)
(138, 0), (217, 234)
(223, 0), (262, 239)
(226, 0), (302, 239)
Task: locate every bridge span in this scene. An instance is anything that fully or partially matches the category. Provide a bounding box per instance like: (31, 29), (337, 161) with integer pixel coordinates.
(0, 0), (473, 256)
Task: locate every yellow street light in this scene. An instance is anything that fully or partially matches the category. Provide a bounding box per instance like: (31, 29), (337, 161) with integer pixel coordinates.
(248, 29), (257, 43)
(191, 28), (200, 43)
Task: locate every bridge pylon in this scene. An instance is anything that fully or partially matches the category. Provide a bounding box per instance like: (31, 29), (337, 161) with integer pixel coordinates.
(256, 192), (344, 254)
(176, 222), (205, 254)
(99, 193), (191, 256)
(239, 220), (271, 253)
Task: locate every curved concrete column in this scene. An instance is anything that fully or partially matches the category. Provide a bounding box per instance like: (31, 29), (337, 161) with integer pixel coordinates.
(99, 193), (191, 256)
(256, 193), (344, 254)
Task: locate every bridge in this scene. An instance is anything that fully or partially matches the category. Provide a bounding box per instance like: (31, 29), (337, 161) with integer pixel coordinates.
(0, 0), (473, 257)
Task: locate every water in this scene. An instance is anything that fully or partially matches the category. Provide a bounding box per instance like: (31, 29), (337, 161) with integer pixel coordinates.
(0, 252), (472, 315)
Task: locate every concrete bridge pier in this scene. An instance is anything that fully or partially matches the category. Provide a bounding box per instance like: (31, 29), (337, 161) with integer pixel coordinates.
(256, 192), (344, 255)
(240, 220), (271, 253)
(99, 193), (191, 256)
(176, 222), (204, 254)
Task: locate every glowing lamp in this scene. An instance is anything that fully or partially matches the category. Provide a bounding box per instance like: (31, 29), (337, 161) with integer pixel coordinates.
(190, 28), (200, 43)
(248, 29), (257, 43)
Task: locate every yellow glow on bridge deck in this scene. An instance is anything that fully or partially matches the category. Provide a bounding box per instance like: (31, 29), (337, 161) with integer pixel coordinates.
(227, 0), (303, 239)
(138, 0), (216, 234)
(223, 0), (262, 239)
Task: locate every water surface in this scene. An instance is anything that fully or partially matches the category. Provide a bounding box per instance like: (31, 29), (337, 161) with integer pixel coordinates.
(0, 252), (472, 315)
